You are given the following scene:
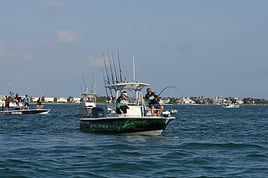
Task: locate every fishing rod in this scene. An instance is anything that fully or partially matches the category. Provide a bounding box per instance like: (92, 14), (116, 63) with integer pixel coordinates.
(101, 68), (110, 102)
(117, 49), (123, 82)
(107, 50), (115, 84)
(102, 51), (113, 97)
(102, 51), (110, 84)
(82, 74), (87, 92)
(158, 86), (178, 97)
(80, 84), (83, 95)
(111, 51), (118, 83)
(91, 75), (97, 94)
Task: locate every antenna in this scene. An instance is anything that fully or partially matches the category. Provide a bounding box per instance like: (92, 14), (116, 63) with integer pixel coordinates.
(132, 56), (136, 81)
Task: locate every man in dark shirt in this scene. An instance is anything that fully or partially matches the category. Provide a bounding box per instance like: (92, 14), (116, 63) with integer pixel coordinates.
(144, 88), (163, 116)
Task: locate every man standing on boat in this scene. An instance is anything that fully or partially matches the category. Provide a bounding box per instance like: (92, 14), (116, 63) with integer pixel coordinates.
(15, 93), (20, 107)
(4, 96), (10, 111)
(22, 94), (30, 109)
(116, 91), (129, 114)
(144, 88), (163, 116)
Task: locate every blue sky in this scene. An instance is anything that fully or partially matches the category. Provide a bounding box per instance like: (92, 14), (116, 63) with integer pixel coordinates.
(0, 0), (268, 98)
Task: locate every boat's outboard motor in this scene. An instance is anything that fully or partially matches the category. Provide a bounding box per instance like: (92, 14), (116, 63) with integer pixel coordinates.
(92, 107), (105, 118)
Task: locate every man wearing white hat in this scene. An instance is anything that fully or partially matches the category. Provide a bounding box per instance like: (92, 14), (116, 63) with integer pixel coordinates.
(116, 91), (129, 114)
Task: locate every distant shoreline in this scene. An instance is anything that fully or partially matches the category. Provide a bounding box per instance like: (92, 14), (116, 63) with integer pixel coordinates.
(30, 102), (268, 106)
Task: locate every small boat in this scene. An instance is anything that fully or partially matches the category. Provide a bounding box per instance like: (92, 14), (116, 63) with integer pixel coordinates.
(0, 107), (50, 115)
(77, 91), (97, 117)
(0, 94), (51, 115)
(222, 103), (240, 109)
(80, 81), (176, 135)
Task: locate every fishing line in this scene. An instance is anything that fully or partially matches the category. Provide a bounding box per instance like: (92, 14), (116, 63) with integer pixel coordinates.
(158, 86), (178, 97)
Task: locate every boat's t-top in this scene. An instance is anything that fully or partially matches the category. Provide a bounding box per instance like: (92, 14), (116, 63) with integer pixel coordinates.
(105, 81), (150, 105)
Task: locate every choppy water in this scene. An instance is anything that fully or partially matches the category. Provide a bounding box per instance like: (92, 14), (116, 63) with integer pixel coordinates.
(1, 104), (268, 178)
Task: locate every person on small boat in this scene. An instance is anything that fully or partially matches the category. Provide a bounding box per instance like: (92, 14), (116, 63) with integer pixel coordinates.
(144, 88), (163, 116)
(36, 97), (43, 109)
(22, 94), (30, 109)
(4, 96), (10, 111)
(15, 93), (20, 106)
(116, 91), (129, 114)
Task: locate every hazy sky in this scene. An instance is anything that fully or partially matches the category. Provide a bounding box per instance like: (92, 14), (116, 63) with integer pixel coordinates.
(0, 0), (268, 98)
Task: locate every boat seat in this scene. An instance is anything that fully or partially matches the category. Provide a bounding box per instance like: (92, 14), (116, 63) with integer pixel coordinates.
(126, 105), (142, 117)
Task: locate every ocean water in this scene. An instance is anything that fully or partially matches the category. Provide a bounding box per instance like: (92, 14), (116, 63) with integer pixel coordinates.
(0, 104), (268, 178)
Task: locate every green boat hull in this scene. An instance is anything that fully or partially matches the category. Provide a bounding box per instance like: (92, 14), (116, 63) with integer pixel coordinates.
(80, 117), (174, 134)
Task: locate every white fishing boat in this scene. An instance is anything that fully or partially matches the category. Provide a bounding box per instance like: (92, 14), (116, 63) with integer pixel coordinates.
(80, 53), (176, 135)
(222, 103), (240, 109)
(77, 91), (97, 117)
(80, 81), (176, 135)
(0, 94), (50, 115)
(0, 107), (50, 115)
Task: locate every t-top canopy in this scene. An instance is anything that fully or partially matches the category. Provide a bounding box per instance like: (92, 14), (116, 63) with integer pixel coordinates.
(105, 82), (150, 91)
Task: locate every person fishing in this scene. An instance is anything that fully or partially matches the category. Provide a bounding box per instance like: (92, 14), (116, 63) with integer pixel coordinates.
(116, 91), (129, 114)
(144, 88), (163, 116)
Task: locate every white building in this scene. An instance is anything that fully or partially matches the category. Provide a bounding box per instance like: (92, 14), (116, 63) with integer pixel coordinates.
(72, 97), (81, 103)
(57, 97), (68, 103)
(182, 97), (196, 104)
(44, 96), (54, 103)
(32, 96), (41, 102)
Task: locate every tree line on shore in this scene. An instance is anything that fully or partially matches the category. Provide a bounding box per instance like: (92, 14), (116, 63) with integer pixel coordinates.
(95, 96), (268, 105)
(7, 95), (267, 105)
